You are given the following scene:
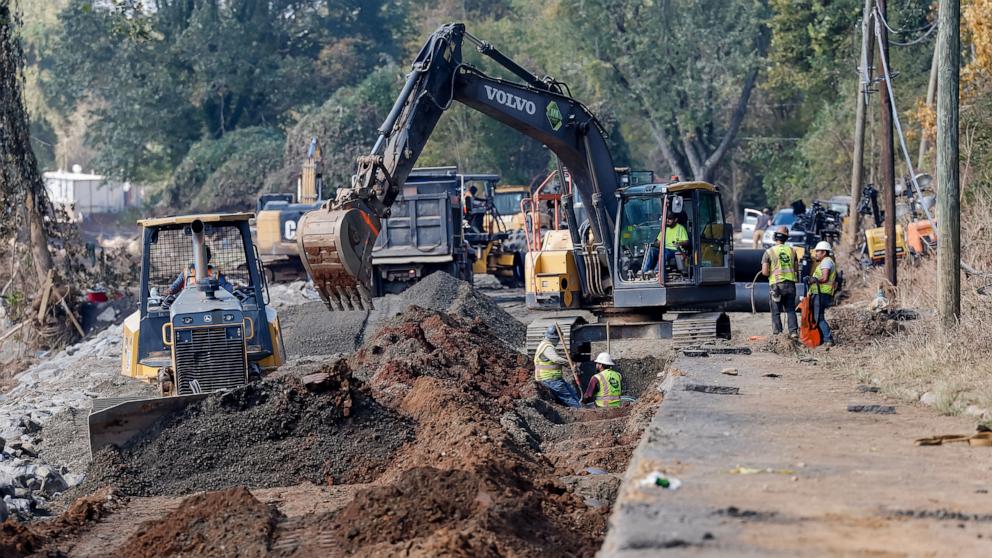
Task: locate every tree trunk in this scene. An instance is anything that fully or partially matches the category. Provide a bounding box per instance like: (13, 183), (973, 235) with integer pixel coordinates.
(936, 0), (961, 327)
(0, 1), (54, 282)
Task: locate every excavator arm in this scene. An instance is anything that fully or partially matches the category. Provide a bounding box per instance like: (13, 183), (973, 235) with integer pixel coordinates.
(297, 23), (619, 310)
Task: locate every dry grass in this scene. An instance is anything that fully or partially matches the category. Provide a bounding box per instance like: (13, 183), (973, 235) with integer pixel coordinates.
(832, 191), (992, 421)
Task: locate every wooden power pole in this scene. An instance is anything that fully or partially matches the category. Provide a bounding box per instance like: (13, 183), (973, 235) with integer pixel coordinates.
(847, 0), (876, 247)
(936, 0), (960, 326)
(877, 0), (897, 287)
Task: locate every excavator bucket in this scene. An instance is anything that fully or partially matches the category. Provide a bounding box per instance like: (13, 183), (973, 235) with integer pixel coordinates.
(297, 203), (380, 311)
(88, 394), (209, 457)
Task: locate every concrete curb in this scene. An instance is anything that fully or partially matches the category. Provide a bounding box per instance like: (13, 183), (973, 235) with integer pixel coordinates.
(598, 355), (757, 557)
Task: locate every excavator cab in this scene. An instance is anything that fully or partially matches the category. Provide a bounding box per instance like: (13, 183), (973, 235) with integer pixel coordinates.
(612, 181), (734, 309)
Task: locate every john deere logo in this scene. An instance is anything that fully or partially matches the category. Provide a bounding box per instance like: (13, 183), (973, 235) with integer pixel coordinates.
(546, 101), (563, 131)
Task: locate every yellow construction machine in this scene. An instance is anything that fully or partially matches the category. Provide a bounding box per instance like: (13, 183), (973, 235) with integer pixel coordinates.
(254, 138), (324, 281)
(89, 213), (285, 454)
(296, 23), (737, 363)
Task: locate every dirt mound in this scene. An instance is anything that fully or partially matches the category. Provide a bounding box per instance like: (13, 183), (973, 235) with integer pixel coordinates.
(82, 363), (413, 497)
(116, 487), (280, 558)
(827, 305), (913, 347)
(1, 487), (125, 556)
(278, 272), (527, 358)
(351, 306), (531, 405)
(386, 271), (526, 348)
(0, 519), (45, 557)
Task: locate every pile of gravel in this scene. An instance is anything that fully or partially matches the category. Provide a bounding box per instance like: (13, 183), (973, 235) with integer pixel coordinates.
(279, 272), (526, 357)
(377, 271), (526, 349)
(81, 369), (413, 497)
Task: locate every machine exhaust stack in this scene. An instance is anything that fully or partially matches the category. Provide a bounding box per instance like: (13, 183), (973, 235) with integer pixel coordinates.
(191, 219), (210, 291)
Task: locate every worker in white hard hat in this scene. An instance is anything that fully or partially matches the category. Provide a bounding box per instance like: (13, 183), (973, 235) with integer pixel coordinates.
(581, 352), (623, 408)
(808, 240), (838, 348)
(761, 225), (799, 338)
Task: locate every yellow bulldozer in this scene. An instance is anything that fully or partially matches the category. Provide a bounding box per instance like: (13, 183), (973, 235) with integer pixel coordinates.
(89, 213), (285, 454)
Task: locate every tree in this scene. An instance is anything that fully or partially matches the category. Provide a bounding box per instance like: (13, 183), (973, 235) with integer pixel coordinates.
(1, 0), (54, 282)
(562, 0), (770, 182)
(46, 0), (406, 181)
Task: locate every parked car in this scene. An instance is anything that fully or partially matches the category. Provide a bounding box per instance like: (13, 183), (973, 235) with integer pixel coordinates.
(761, 208), (803, 249)
(740, 208), (762, 237)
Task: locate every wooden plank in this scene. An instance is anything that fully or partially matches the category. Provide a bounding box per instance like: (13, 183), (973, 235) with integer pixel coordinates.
(59, 295), (86, 338)
(36, 269), (54, 322)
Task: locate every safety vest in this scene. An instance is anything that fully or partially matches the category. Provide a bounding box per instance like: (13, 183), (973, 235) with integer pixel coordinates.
(766, 244), (797, 285)
(594, 369), (622, 408)
(809, 256), (837, 296)
(533, 339), (563, 381)
(657, 224), (688, 251)
(183, 265), (220, 287)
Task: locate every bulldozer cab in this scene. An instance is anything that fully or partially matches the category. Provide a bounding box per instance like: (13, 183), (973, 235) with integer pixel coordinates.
(612, 182), (734, 309)
(134, 214), (277, 377)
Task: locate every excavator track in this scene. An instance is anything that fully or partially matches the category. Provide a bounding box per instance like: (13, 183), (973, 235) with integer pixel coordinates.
(297, 205), (379, 311)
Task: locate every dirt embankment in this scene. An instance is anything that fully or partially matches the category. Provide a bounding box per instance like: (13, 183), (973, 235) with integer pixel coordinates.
(6, 305), (667, 557)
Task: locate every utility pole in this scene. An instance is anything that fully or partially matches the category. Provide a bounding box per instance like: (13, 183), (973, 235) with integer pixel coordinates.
(936, 0), (960, 326)
(918, 32), (940, 170)
(877, 0), (897, 287)
(847, 0), (876, 247)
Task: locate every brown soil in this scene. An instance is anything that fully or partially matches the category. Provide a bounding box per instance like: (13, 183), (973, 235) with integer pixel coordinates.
(18, 307), (666, 557)
(0, 487), (125, 557)
(116, 487), (281, 558)
(352, 306), (532, 405)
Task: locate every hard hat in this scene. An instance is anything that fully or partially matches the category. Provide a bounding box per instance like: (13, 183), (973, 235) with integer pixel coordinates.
(544, 325), (560, 340)
(814, 241), (832, 252)
(594, 352), (615, 366)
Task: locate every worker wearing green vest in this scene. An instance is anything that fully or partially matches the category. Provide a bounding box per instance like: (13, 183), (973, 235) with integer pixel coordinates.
(808, 241), (837, 348)
(581, 352), (623, 408)
(761, 225), (799, 338)
(641, 213), (690, 275)
(533, 325), (581, 407)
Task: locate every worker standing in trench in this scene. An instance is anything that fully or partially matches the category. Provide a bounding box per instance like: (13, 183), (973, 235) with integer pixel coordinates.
(807, 241), (837, 348)
(533, 325), (581, 407)
(581, 352), (623, 408)
(761, 225), (800, 338)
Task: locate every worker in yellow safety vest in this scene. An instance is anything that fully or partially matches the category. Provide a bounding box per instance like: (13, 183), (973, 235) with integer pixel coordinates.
(808, 240), (837, 348)
(533, 325), (581, 407)
(582, 352), (623, 408)
(641, 213), (690, 275)
(761, 225), (799, 338)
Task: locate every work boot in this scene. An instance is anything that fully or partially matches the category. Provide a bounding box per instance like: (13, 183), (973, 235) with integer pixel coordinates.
(788, 332), (799, 340)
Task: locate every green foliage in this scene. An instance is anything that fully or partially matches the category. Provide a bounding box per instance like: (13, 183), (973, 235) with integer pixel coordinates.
(766, 0), (860, 97)
(166, 126), (284, 211)
(47, 0), (405, 181)
(559, 0), (770, 180)
(268, 65), (402, 195)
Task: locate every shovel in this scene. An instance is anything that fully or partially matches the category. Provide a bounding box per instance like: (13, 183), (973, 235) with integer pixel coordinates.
(554, 323), (584, 397)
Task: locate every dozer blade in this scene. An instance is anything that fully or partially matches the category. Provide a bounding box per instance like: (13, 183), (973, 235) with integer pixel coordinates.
(297, 203), (379, 311)
(88, 394), (209, 457)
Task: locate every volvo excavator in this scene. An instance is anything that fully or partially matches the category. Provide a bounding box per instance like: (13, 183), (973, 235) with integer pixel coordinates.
(297, 23), (736, 361)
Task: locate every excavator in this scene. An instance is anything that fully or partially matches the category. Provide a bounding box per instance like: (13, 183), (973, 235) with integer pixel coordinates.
(297, 23), (736, 360)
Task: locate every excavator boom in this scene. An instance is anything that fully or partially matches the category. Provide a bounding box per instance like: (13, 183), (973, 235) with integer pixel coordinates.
(297, 23), (619, 310)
